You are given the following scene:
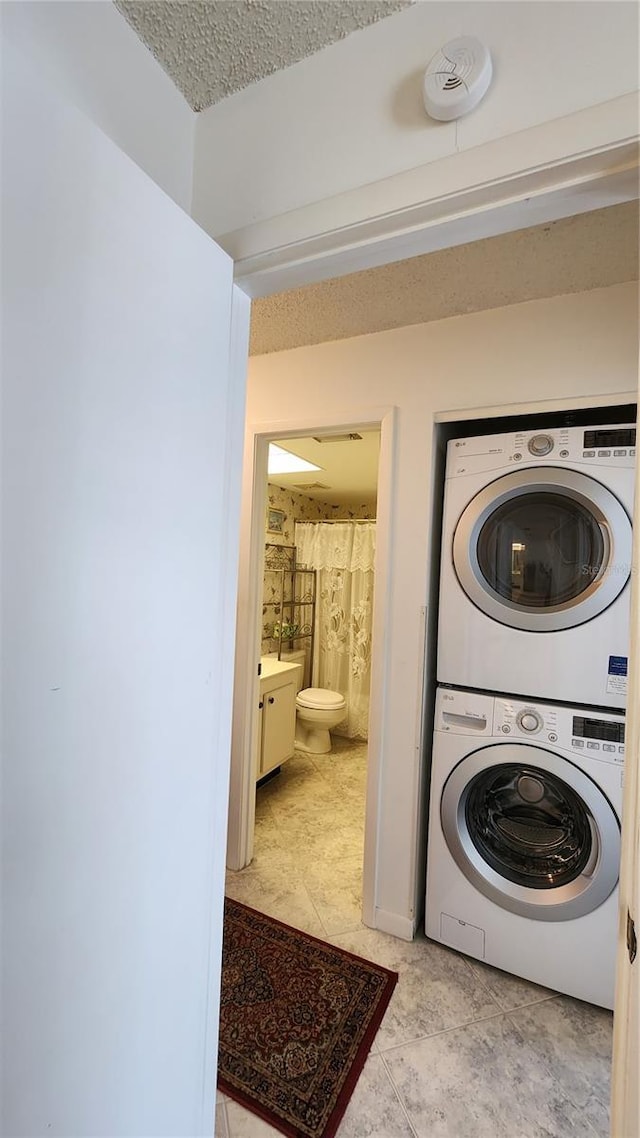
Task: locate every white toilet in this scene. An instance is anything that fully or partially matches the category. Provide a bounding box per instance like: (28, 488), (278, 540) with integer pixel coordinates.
(295, 688), (347, 754)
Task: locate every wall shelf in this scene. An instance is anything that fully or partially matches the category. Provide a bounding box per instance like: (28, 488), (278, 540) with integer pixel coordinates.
(263, 543), (317, 670)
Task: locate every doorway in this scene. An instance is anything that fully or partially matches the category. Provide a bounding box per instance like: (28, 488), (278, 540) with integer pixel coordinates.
(226, 409), (397, 931)
(231, 431), (380, 929)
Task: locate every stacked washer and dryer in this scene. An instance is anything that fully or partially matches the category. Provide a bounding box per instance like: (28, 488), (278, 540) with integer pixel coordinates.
(426, 421), (636, 1009)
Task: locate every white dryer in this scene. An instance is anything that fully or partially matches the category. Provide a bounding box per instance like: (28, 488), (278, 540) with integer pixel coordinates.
(425, 686), (624, 1009)
(437, 422), (635, 708)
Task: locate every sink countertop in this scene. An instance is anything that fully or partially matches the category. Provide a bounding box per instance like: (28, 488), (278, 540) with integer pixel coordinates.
(259, 657), (301, 679)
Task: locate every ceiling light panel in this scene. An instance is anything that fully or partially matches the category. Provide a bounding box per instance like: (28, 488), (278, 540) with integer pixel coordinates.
(268, 444), (322, 475)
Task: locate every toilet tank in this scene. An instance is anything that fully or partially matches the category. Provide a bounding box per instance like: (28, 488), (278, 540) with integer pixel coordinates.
(265, 648), (307, 692)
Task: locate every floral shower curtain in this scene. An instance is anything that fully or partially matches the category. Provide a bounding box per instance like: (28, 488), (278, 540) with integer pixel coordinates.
(294, 521), (376, 740)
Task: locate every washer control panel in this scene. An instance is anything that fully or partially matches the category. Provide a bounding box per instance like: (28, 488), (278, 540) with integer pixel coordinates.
(493, 698), (625, 764)
(495, 699), (558, 741)
(436, 688), (626, 767)
(447, 423), (636, 477)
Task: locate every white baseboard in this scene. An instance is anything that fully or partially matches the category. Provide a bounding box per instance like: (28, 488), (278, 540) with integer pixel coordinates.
(372, 908), (417, 942)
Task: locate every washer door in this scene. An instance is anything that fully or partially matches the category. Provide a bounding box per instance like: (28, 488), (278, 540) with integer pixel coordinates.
(440, 743), (620, 921)
(453, 467), (632, 631)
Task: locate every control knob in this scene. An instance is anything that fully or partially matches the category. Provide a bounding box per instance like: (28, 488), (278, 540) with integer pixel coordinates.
(516, 709), (543, 734)
(528, 434), (554, 456)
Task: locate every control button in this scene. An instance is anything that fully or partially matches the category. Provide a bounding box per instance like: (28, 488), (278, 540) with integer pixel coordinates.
(513, 452), (522, 461)
(572, 738), (584, 748)
(614, 449), (627, 457)
(547, 732), (558, 743)
(587, 741), (600, 750)
(516, 709), (543, 733)
(559, 449), (569, 458)
(598, 450), (611, 457)
(631, 448), (636, 457)
(528, 434), (554, 456)
(501, 724), (511, 733)
(603, 744), (615, 753)
(583, 450), (595, 457)
(618, 745), (625, 755)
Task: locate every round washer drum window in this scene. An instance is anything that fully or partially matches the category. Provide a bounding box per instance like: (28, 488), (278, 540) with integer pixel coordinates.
(452, 467), (633, 633)
(465, 763), (593, 889)
(440, 744), (621, 921)
(476, 492), (606, 609)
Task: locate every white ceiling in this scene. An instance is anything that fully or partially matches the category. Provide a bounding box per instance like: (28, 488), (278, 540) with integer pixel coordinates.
(271, 431), (381, 505)
(114, 0), (410, 111)
(250, 202), (640, 355)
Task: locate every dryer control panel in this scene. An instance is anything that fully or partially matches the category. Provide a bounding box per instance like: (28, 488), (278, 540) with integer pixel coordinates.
(436, 688), (625, 765)
(447, 423), (636, 478)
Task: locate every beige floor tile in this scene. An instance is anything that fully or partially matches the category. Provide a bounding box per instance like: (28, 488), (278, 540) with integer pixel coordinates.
(266, 796), (345, 836)
(464, 956), (557, 1011)
(214, 1100), (228, 1137)
(506, 995), (613, 1136)
(382, 1014), (599, 1138)
(292, 823), (365, 868)
(337, 1052), (418, 1137)
(302, 853), (364, 935)
(225, 1098), (282, 1136)
(331, 927), (501, 1050)
(224, 872), (325, 938)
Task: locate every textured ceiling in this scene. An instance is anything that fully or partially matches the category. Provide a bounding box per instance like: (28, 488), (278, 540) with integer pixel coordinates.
(250, 202), (640, 355)
(114, 0), (410, 111)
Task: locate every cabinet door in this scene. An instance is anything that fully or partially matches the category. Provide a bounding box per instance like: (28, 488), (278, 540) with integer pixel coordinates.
(261, 680), (297, 776)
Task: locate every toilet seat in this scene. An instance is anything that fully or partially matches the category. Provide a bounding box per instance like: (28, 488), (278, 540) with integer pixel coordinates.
(296, 688), (345, 711)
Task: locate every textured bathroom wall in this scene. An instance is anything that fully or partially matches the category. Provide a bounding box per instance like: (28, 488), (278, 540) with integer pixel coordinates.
(262, 483), (376, 652)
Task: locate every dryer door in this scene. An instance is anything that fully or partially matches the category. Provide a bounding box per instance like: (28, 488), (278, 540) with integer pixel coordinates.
(440, 743), (620, 921)
(453, 467), (632, 631)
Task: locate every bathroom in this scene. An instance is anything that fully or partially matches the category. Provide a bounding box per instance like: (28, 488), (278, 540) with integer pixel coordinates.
(226, 430), (381, 930)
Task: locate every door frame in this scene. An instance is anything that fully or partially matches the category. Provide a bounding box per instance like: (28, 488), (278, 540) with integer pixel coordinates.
(611, 400), (640, 1135)
(227, 406), (396, 928)
(226, 121), (639, 1125)
(230, 124), (638, 298)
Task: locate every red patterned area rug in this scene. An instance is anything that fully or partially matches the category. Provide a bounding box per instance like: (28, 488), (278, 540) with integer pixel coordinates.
(218, 898), (398, 1138)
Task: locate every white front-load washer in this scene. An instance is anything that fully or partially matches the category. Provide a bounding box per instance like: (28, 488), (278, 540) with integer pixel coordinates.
(437, 422), (635, 708)
(425, 686), (624, 1009)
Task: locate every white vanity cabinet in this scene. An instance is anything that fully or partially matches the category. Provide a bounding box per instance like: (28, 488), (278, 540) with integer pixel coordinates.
(257, 660), (302, 780)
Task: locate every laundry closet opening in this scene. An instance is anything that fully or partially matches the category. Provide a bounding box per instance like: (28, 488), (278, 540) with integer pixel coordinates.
(424, 396), (637, 1012)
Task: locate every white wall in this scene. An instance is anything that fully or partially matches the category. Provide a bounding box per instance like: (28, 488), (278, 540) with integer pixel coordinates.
(2, 42), (244, 1137)
(193, 0), (639, 240)
(243, 283), (639, 929)
(1, 1), (195, 211)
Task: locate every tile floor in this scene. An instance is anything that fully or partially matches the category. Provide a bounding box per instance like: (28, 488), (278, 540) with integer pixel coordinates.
(219, 738), (613, 1138)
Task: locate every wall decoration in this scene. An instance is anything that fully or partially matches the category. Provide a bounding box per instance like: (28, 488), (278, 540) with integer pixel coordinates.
(266, 507), (285, 534)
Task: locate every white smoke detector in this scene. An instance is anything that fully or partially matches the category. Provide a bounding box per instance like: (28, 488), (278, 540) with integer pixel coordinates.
(423, 36), (492, 122)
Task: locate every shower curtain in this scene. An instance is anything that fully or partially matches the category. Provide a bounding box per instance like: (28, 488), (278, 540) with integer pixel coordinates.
(294, 521), (376, 740)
